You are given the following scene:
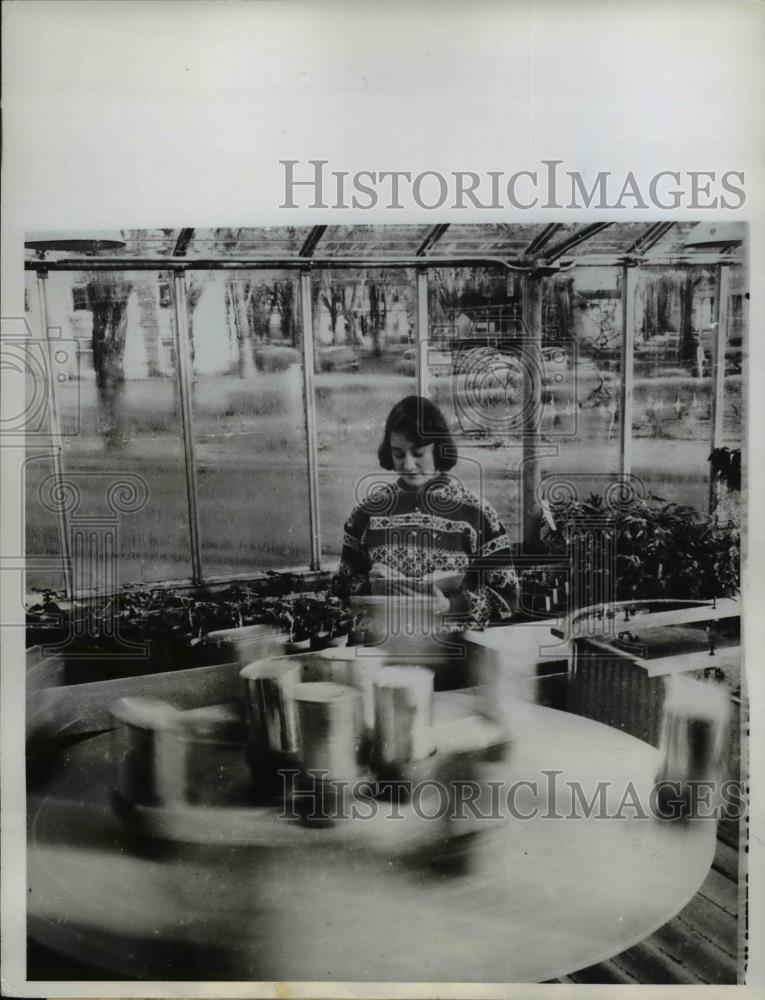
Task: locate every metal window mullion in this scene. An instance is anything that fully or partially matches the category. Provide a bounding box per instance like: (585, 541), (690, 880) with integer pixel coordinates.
(521, 272), (543, 547)
(416, 269), (429, 398)
(300, 269), (321, 571)
(172, 271), (203, 585)
(36, 272), (74, 599)
(708, 263), (731, 511)
(619, 264), (637, 477)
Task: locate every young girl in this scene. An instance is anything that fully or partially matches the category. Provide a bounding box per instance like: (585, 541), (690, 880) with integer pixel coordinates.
(332, 395), (518, 630)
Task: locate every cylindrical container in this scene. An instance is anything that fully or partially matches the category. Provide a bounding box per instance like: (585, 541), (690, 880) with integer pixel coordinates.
(372, 665), (435, 774)
(153, 704), (249, 807)
(109, 697), (182, 806)
(240, 658), (302, 755)
(315, 648), (384, 733)
(655, 675), (731, 819)
(206, 623), (288, 664)
(292, 682), (362, 784)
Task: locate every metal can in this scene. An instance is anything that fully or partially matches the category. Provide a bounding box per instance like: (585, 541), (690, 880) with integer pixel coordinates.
(292, 682), (362, 785)
(240, 658), (302, 755)
(372, 665), (435, 774)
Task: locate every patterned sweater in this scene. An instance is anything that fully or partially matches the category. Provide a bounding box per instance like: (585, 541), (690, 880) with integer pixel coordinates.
(332, 474), (519, 629)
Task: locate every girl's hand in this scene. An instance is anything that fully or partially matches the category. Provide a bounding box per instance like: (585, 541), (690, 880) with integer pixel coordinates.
(426, 583), (451, 614)
(369, 562), (405, 595)
(391, 578), (450, 613)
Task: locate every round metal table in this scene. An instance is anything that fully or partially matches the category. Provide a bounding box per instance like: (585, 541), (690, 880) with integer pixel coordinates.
(27, 684), (717, 984)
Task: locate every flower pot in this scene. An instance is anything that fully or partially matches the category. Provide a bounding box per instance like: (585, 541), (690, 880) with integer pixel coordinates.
(285, 637), (311, 654)
(326, 632), (350, 648)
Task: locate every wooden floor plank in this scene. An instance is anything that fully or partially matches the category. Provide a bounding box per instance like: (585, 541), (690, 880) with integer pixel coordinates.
(713, 836), (741, 881)
(652, 918), (738, 984)
(699, 866), (740, 917)
(547, 830), (740, 984)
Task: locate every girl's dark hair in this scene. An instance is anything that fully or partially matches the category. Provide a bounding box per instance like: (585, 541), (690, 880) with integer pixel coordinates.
(377, 396), (457, 472)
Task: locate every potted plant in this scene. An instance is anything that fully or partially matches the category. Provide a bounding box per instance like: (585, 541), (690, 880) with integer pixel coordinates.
(709, 447), (742, 527)
(25, 575), (334, 683)
(537, 492), (740, 611)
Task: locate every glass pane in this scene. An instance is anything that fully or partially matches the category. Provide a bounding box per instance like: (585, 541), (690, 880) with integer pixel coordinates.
(313, 268), (417, 565)
(317, 225), (432, 258)
(631, 265), (716, 510)
(425, 266), (525, 542)
(25, 453), (66, 596)
(41, 270), (193, 588)
(188, 227), (312, 259)
(723, 271), (746, 445)
(188, 270), (311, 575)
(535, 267), (622, 511)
(435, 223), (541, 256)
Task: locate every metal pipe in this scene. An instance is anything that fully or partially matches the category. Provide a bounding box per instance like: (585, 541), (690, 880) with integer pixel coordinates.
(521, 272), (543, 547)
(300, 269), (321, 570)
(708, 264), (731, 512)
(24, 253), (743, 274)
(172, 271), (203, 585)
(24, 255), (533, 273)
(35, 271), (74, 600)
(416, 268), (429, 398)
(619, 264), (637, 476)
(584, 254), (742, 268)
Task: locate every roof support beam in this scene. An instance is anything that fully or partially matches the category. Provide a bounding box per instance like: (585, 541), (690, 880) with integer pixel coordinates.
(523, 223), (563, 257)
(628, 221), (674, 256)
(416, 224), (450, 256)
(172, 228), (195, 257)
(543, 223), (612, 264)
(300, 226), (327, 258)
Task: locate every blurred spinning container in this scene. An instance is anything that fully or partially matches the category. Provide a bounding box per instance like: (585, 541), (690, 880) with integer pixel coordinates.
(110, 698), (247, 807)
(240, 659), (303, 797)
(240, 658), (302, 756)
(292, 682), (363, 784)
(655, 675), (732, 819)
(372, 665), (435, 776)
(314, 647), (384, 732)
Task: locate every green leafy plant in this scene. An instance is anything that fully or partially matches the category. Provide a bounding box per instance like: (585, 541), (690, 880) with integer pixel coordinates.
(539, 492), (740, 608)
(709, 447), (741, 493)
(25, 576), (346, 651)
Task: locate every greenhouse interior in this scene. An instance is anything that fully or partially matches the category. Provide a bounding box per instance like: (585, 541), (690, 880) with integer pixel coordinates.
(23, 222), (745, 985)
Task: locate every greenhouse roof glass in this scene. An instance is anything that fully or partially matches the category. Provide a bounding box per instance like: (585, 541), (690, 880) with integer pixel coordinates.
(25, 222), (745, 269)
